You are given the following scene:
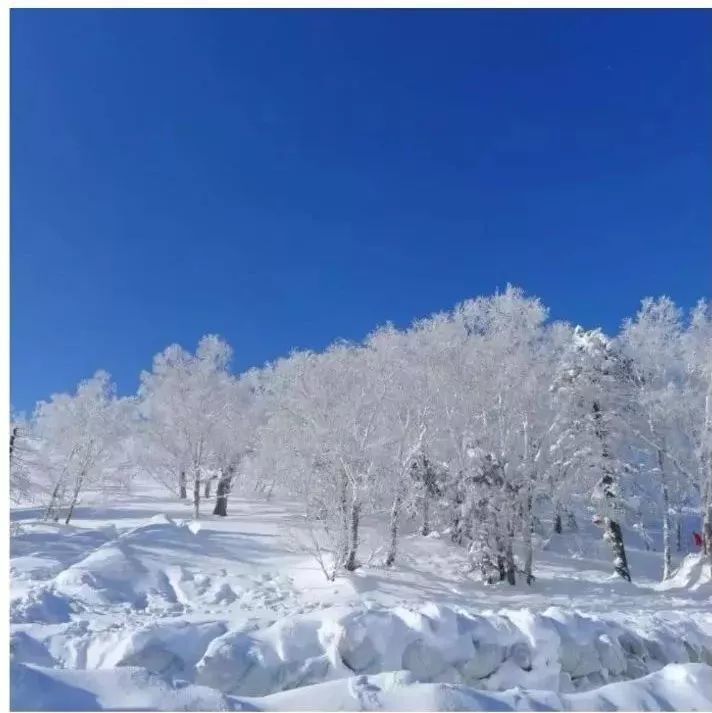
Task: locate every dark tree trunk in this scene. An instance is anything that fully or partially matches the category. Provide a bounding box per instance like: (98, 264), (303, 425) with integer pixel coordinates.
(44, 480), (63, 521)
(204, 480), (211, 499)
(212, 468), (233, 517)
(193, 469), (201, 520)
(605, 517), (631, 582)
(420, 497), (430, 536)
(593, 400), (631, 582)
(504, 529), (516, 585)
(344, 499), (361, 572)
(523, 501), (534, 585)
(179, 471), (187, 500)
(553, 507), (562, 535)
(494, 535), (507, 581)
(9, 426), (18, 460)
(451, 489), (465, 544)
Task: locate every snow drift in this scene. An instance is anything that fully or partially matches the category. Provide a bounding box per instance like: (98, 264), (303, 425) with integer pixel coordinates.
(12, 662), (712, 712)
(193, 602), (712, 697)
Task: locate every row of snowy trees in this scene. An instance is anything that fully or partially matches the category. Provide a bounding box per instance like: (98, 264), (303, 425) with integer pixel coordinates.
(10, 288), (712, 585)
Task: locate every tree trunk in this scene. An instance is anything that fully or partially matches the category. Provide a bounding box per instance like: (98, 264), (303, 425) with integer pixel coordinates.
(566, 509), (578, 532)
(656, 449), (673, 580)
(385, 485), (404, 567)
(344, 498), (361, 572)
(337, 472), (350, 567)
(593, 400), (631, 582)
(213, 468), (233, 517)
(64, 473), (85, 525)
(553, 500), (563, 534)
(179, 471), (187, 500)
(204, 479), (211, 499)
(420, 497), (430, 536)
(504, 538), (516, 585)
(605, 517), (631, 582)
(657, 447), (672, 580)
(523, 498), (534, 585)
(662, 490), (672, 580)
(9, 426), (18, 460)
(451, 488), (465, 544)
(676, 511), (682, 553)
(44, 480), (63, 521)
(193, 469), (201, 520)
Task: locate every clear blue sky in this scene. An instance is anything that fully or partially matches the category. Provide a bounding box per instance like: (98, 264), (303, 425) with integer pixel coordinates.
(11, 9), (712, 413)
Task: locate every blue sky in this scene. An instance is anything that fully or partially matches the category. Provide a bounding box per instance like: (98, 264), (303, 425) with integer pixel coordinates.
(11, 9), (712, 413)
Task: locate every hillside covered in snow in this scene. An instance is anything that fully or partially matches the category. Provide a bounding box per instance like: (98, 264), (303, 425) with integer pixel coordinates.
(10, 483), (712, 711)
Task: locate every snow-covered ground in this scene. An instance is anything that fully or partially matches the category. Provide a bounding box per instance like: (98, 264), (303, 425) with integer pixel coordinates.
(10, 483), (712, 711)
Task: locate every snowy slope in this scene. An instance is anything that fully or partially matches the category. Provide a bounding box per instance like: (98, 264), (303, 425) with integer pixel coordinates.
(10, 483), (712, 711)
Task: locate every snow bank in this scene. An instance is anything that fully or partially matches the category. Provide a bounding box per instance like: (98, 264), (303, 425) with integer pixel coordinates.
(250, 663), (712, 711)
(12, 662), (712, 712)
(45, 516), (201, 613)
(83, 619), (229, 674)
(10, 662), (232, 712)
(194, 602), (712, 697)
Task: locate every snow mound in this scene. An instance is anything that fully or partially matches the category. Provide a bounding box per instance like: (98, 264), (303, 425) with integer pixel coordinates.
(10, 522), (118, 586)
(82, 620), (229, 675)
(657, 553), (712, 594)
(53, 540), (175, 610)
(50, 517), (202, 613)
(10, 662), (232, 712)
(250, 663), (712, 711)
(194, 602), (712, 697)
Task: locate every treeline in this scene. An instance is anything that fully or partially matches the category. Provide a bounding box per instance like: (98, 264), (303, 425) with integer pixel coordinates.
(10, 287), (712, 584)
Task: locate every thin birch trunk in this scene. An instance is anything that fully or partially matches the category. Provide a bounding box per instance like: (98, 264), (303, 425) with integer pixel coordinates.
(193, 469), (201, 520)
(385, 483), (404, 567)
(44, 480), (63, 521)
(64, 472), (85, 525)
(657, 447), (672, 581)
(344, 496), (361, 572)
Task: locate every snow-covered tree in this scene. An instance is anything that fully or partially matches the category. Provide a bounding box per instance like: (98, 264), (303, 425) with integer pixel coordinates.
(620, 297), (693, 579)
(138, 335), (234, 519)
(262, 340), (390, 578)
(682, 300), (712, 563)
(17, 286), (711, 587)
(552, 327), (637, 581)
(32, 371), (130, 524)
(10, 415), (35, 504)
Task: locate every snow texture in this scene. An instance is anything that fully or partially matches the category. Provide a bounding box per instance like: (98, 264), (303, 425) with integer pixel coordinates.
(10, 484), (712, 711)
